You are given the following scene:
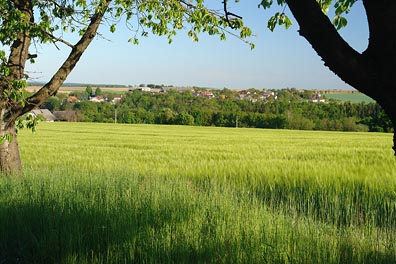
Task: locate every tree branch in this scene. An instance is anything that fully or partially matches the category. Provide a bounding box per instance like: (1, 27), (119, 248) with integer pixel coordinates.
(222, 0), (242, 29)
(362, 0), (396, 78)
(285, 0), (373, 93)
(8, 1), (34, 80)
(8, 0), (112, 120)
(42, 30), (75, 49)
(0, 1), (33, 100)
(361, 0), (396, 119)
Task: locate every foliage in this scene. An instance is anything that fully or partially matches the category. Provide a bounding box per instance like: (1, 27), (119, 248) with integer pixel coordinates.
(0, 0), (253, 48)
(85, 85), (92, 98)
(259, 0), (357, 31)
(94, 87), (103, 96)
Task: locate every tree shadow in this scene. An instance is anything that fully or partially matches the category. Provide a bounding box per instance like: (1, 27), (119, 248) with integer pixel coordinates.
(0, 192), (196, 263)
(338, 239), (396, 264)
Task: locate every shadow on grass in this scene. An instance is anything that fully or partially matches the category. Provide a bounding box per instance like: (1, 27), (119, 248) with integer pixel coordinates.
(1, 177), (395, 263)
(0, 192), (197, 263)
(338, 239), (396, 264)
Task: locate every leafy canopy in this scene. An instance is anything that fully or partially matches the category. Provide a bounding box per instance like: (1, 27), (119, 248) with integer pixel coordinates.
(258, 0), (357, 31)
(0, 0), (254, 47)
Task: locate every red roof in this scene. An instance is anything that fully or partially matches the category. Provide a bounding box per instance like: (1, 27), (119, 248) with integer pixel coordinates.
(67, 96), (80, 102)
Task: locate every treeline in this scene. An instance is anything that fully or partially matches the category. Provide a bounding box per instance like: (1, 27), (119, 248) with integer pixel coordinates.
(42, 88), (393, 133)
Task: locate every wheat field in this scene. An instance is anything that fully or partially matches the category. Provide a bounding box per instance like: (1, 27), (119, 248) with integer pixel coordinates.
(1, 122), (395, 263)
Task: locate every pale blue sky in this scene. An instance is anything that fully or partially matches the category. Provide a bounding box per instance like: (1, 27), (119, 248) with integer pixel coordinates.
(25, 1), (369, 90)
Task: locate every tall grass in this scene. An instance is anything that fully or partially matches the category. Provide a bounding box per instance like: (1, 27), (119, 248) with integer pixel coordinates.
(0, 123), (395, 263)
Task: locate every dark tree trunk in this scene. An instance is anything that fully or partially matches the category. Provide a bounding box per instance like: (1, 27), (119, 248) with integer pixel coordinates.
(393, 125), (396, 156)
(391, 117), (396, 156)
(0, 122), (22, 176)
(285, 0), (396, 155)
(375, 94), (396, 156)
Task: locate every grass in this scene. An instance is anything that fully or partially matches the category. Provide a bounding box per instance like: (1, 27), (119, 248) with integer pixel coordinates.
(324, 93), (376, 103)
(1, 122), (395, 263)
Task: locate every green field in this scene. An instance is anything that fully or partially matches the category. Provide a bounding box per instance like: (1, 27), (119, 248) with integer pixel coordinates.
(1, 123), (396, 263)
(324, 93), (376, 103)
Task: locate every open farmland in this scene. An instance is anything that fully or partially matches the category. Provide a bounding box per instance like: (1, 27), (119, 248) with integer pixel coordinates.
(1, 123), (396, 263)
(324, 92), (376, 103)
(26, 86), (130, 94)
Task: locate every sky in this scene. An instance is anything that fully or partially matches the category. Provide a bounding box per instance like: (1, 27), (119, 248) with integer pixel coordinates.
(25, 1), (369, 90)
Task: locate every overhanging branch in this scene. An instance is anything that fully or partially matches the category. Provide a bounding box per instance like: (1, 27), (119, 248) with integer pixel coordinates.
(43, 30), (74, 49)
(222, 0), (242, 29)
(7, 0), (112, 120)
(285, 0), (372, 93)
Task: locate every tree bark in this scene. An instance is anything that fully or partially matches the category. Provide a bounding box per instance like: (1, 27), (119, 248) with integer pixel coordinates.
(0, 120), (22, 176)
(0, 1), (32, 176)
(391, 117), (396, 156)
(390, 116), (395, 156)
(285, 0), (396, 155)
(0, 0), (111, 176)
(284, 0), (372, 93)
(10, 0), (112, 119)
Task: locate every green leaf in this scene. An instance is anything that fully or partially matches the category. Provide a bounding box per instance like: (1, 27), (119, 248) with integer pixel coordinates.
(259, 0), (273, 9)
(284, 16), (293, 29)
(317, 0), (332, 13)
(110, 24), (116, 33)
(333, 15), (348, 30)
(0, 134), (13, 144)
(267, 15), (278, 32)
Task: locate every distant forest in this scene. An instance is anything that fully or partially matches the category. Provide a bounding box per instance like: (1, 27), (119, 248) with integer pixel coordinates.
(40, 87), (392, 133)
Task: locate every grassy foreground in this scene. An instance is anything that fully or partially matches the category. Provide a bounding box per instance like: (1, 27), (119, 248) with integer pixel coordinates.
(1, 122), (396, 263)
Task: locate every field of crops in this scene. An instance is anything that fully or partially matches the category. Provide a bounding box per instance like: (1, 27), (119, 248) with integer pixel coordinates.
(324, 93), (376, 103)
(1, 122), (395, 263)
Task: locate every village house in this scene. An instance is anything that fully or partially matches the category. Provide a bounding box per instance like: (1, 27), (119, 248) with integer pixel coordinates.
(261, 91), (277, 100)
(67, 95), (80, 103)
(138, 87), (151, 92)
(30, 109), (56, 122)
(309, 93), (326, 103)
(111, 95), (123, 104)
(200, 91), (215, 98)
(89, 95), (105, 103)
(150, 88), (164, 94)
(237, 90), (252, 100)
(192, 90), (215, 99)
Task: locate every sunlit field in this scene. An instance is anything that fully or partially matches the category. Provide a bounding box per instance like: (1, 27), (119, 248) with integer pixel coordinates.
(324, 93), (376, 103)
(1, 122), (395, 263)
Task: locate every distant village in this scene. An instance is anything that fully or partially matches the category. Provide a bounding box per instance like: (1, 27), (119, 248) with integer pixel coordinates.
(73, 86), (327, 105)
(25, 83), (388, 134)
(26, 83), (363, 124)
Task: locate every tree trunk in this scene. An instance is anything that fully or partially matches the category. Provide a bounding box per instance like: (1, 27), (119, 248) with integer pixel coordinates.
(391, 117), (396, 156)
(393, 128), (396, 156)
(377, 100), (396, 157)
(284, 0), (396, 155)
(0, 122), (22, 176)
(0, 0), (111, 176)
